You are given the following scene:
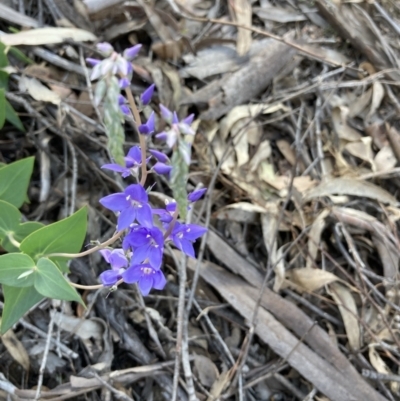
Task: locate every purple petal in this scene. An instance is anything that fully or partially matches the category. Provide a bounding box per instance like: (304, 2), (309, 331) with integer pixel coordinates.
(118, 94), (127, 105)
(140, 84), (155, 105)
(153, 162), (172, 175)
(108, 250), (128, 269)
(150, 227), (164, 246)
(149, 149), (168, 163)
(96, 42), (113, 54)
(148, 247), (163, 269)
(126, 146), (142, 163)
(180, 239), (195, 258)
(155, 131), (168, 141)
(125, 184), (148, 203)
(160, 104), (173, 123)
(182, 114), (194, 125)
(86, 57), (101, 66)
(99, 193), (129, 211)
(166, 202), (177, 213)
(131, 244), (150, 265)
(138, 112), (155, 135)
(123, 44), (142, 60)
(102, 163), (129, 174)
(100, 270), (120, 286)
(118, 208), (137, 231)
(125, 228), (150, 247)
(120, 105), (130, 115)
(99, 249), (112, 263)
(122, 265), (142, 284)
(183, 224), (207, 241)
(119, 77), (130, 89)
(139, 275), (153, 296)
(172, 112), (179, 124)
(136, 203), (153, 228)
(188, 188), (207, 202)
(153, 270), (167, 290)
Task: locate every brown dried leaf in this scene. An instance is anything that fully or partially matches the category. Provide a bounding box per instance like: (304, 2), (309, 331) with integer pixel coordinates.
(207, 369), (231, 401)
(194, 354), (219, 388)
(286, 267), (339, 292)
(1, 327), (30, 371)
(328, 282), (361, 350)
(331, 106), (362, 141)
(344, 137), (375, 170)
(374, 145), (397, 172)
(215, 202), (266, 223)
(305, 177), (397, 205)
(19, 76), (61, 105)
(307, 209), (329, 269)
(0, 27), (96, 45)
(231, 0), (252, 55)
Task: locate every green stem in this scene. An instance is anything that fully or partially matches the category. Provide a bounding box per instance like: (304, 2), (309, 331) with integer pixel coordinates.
(44, 230), (124, 259)
(124, 86), (148, 186)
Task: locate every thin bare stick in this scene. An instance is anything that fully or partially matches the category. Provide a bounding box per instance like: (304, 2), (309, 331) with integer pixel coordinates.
(35, 309), (56, 401)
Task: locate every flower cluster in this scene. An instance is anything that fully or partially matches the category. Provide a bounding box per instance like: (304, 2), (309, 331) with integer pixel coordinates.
(88, 42), (207, 296)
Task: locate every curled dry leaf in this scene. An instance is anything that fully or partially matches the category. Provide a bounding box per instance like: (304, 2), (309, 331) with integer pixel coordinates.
(19, 76), (61, 105)
(249, 140), (271, 172)
(51, 311), (104, 341)
(331, 106), (362, 141)
(193, 354), (219, 388)
(328, 282), (361, 350)
(369, 346), (399, 393)
(1, 326), (30, 371)
(306, 209), (330, 269)
(0, 27), (96, 46)
(215, 202), (266, 223)
(286, 267), (339, 292)
(344, 137), (375, 171)
(304, 177), (397, 206)
(374, 145), (397, 172)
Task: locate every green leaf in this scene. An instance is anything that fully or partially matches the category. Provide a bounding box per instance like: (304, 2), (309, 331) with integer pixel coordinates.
(20, 207), (88, 263)
(0, 157), (34, 208)
(2, 222), (44, 253)
(0, 200), (21, 242)
(0, 88), (5, 129)
(34, 258), (83, 304)
(170, 140), (189, 220)
(0, 43), (9, 90)
(0, 253), (36, 287)
(1, 285), (44, 334)
(5, 99), (25, 132)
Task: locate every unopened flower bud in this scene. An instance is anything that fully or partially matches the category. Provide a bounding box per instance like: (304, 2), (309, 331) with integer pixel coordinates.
(123, 44), (142, 60)
(140, 84), (155, 105)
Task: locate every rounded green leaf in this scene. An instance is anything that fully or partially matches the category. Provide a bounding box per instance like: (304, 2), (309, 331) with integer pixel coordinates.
(1, 285), (44, 334)
(0, 200), (21, 242)
(34, 258), (84, 304)
(0, 253), (36, 287)
(0, 157), (34, 208)
(20, 207), (88, 262)
(2, 221), (44, 253)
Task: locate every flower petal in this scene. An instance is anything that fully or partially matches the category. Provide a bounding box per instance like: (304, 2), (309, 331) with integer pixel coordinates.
(148, 247), (163, 269)
(136, 203), (153, 228)
(109, 250), (128, 269)
(99, 193), (129, 211)
(153, 162), (172, 175)
(123, 44), (142, 60)
(152, 270), (167, 290)
(100, 270), (120, 286)
(149, 149), (168, 163)
(99, 249), (111, 263)
(126, 146), (142, 163)
(118, 207), (137, 231)
(139, 275), (153, 296)
(180, 239), (195, 258)
(140, 83), (155, 105)
(131, 244), (150, 265)
(188, 188), (207, 202)
(125, 184), (148, 203)
(122, 265), (142, 284)
(183, 225), (207, 241)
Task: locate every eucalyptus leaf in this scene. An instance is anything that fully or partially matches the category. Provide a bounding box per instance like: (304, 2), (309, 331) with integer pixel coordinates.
(1, 285), (44, 334)
(0, 88), (5, 129)
(20, 207), (88, 264)
(0, 253), (36, 287)
(5, 99), (25, 131)
(0, 157), (34, 208)
(35, 258), (83, 304)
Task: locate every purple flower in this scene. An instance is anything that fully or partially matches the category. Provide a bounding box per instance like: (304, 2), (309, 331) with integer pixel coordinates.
(118, 95), (130, 115)
(99, 248), (128, 286)
(115, 57), (131, 77)
(188, 188), (207, 202)
(124, 226), (164, 269)
(170, 222), (207, 258)
(97, 42), (114, 55)
(178, 114), (195, 135)
(102, 146), (143, 178)
(86, 57), (101, 66)
(149, 149), (169, 163)
(119, 77), (130, 89)
(122, 263), (166, 296)
(99, 184), (153, 230)
(153, 162), (172, 175)
(140, 84), (155, 105)
(138, 112), (155, 135)
(160, 104), (174, 124)
(123, 44), (142, 60)
(153, 201), (177, 226)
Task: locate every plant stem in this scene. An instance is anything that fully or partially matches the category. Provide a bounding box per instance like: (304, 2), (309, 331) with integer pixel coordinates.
(44, 230), (124, 259)
(7, 233), (21, 249)
(124, 86), (148, 186)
